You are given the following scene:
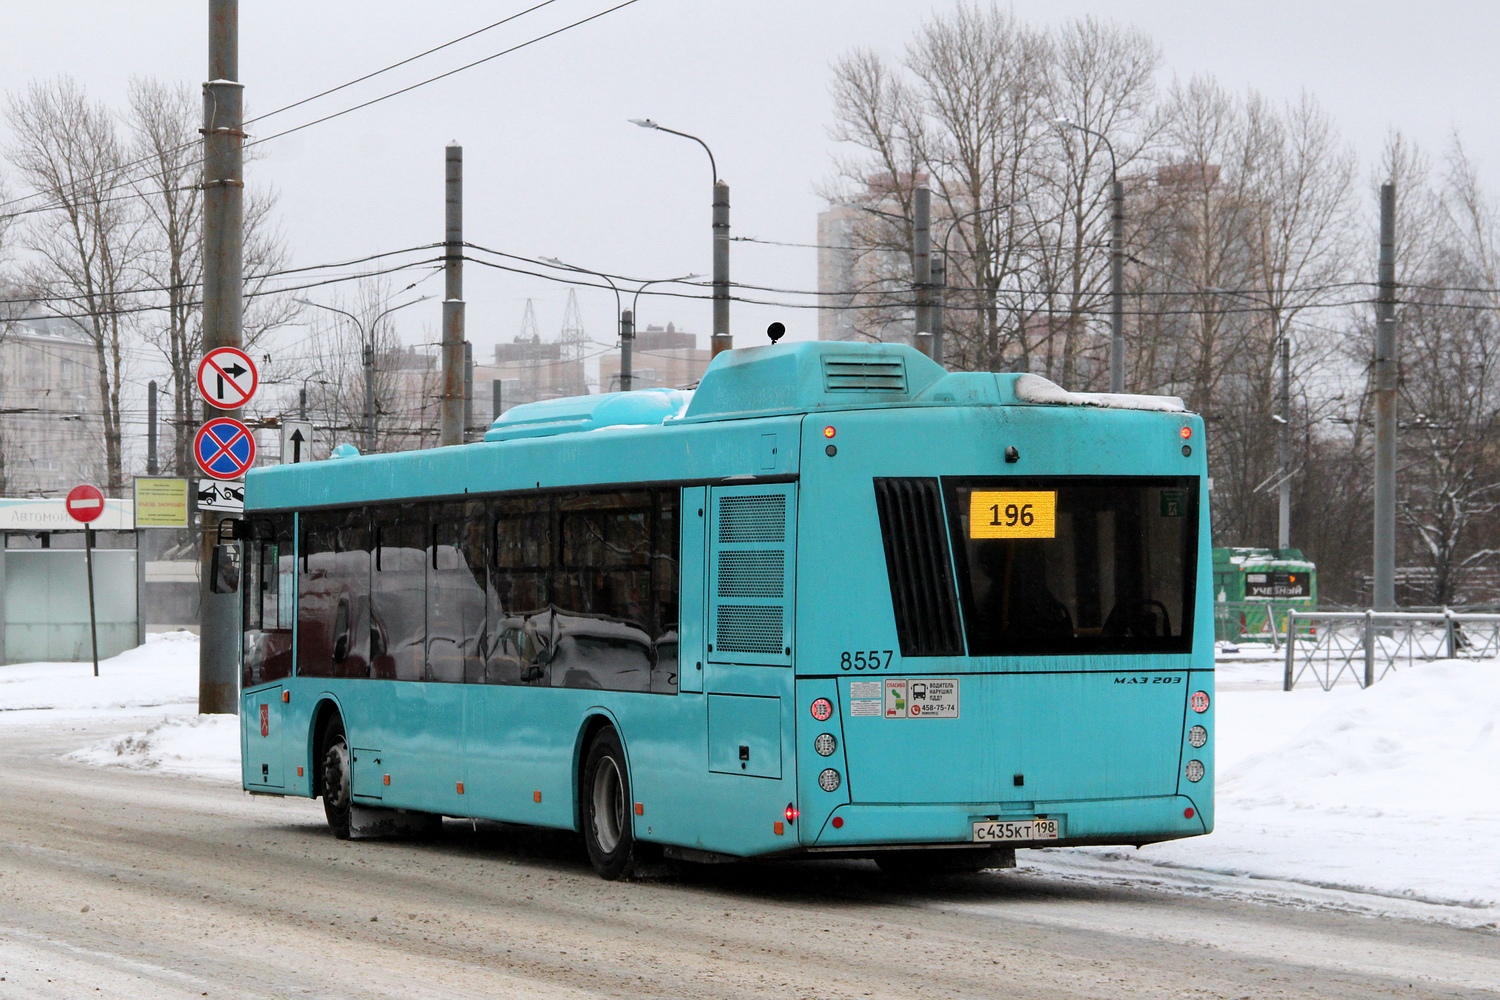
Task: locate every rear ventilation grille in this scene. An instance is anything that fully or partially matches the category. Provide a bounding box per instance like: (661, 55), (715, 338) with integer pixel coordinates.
(715, 606), (785, 654)
(718, 495), (786, 543)
(823, 356), (908, 393)
(717, 550), (785, 598)
(873, 478), (965, 657)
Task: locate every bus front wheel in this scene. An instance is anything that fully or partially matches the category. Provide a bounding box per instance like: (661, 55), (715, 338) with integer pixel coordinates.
(320, 718), (353, 840)
(581, 727), (638, 880)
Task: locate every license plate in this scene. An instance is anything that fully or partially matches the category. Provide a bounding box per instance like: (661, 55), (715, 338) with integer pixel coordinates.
(971, 818), (1059, 843)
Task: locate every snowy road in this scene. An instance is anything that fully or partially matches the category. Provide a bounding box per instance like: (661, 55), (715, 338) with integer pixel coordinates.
(0, 718), (1497, 998)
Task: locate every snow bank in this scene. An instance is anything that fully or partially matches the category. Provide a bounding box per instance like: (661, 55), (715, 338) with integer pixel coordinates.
(1040, 657), (1500, 927)
(67, 714), (241, 782)
(0, 630), (199, 716)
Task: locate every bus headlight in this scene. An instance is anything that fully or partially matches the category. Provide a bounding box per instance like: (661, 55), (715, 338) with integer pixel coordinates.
(818, 768), (842, 792)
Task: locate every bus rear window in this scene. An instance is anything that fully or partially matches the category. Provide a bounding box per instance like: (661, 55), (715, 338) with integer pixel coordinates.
(944, 477), (1198, 655)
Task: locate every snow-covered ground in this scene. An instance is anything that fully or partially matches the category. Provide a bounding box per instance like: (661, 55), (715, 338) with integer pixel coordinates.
(6, 633), (1497, 928)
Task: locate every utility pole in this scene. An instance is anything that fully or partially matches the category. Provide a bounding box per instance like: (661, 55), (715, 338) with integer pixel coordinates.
(912, 186), (932, 357)
(363, 339), (375, 451)
(1277, 330), (1291, 550)
(620, 309), (634, 391)
(463, 340), (474, 440)
(930, 254), (946, 367)
(492, 378), (502, 423)
(146, 381), (159, 476)
(1110, 176), (1125, 393)
(1373, 181), (1398, 611)
(712, 180), (730, 357)
(198, 0), (243, 716)
(440, 142), (465, 447)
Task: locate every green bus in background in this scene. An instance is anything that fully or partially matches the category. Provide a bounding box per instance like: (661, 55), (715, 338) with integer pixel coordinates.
(1212, 547), (1316, 642)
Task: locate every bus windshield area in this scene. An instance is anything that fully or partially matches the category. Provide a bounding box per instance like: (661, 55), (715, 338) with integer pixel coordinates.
(945, 477), (1197, 655)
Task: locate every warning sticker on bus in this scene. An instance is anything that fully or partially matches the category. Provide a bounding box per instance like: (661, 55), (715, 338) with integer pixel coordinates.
(883, 678), (959, 719)
(969, 490), (1057, 539)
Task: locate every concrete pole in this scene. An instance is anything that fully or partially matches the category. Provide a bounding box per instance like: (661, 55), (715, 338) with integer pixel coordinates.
(492, 378), (502, 422)
(198, 0), (244, 715)
(1277, 331), (1291, 550)
(931, 254), (946, 367)
(1110, 178), (1125, 393)
(363, 338), (375, 451)
(463, 340), (474, 440)
(1373, 181), (1398, 611)
(146, 380), (159, 476)
(711, 181), (731, 358)
(620, 309), (634, 391)
(299, 386), (308, 420)
(912, 186), (932, 355)
(440, 142), (466, 447)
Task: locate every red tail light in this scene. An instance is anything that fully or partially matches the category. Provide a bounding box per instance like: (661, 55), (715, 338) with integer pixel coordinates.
(784, 803), (799, 824)
(831, 816), (844, 829)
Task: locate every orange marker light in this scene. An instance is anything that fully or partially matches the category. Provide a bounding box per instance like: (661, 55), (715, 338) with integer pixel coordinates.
(773, 821), (785, 836)
(1180, 425), (1193, 440)
(634, 802), (644, 816)
(281, 690), (290, 703)
(823, 425), (836, 439)
(383, 774), (391, 786)
(533, 790), (542, 803)
(296, 766), (304, 777)
(456, 782), (465, 795)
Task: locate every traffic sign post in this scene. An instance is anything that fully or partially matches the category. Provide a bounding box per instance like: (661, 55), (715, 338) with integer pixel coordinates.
(196, 347), (259, 410)
(195, 417), (256, 480)
(65, 484), (104, 678)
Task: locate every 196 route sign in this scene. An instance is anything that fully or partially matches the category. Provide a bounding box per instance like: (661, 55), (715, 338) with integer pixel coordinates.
(197, 347), (259, 410)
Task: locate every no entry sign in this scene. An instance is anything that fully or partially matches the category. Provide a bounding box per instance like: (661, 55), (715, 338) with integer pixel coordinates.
(197, 347), (259, 410)
(65, 483), (106, 524)
(195, 417), (257, 480)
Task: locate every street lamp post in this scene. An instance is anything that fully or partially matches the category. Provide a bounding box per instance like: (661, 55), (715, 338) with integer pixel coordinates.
(631, 119), (730, 357)
(297, 296), (431, 452)
(298, 369), (326, 420)
(935, 203), (1021, 370)
(542, 257), (623, 388)
(1054, 118), (1124, 393)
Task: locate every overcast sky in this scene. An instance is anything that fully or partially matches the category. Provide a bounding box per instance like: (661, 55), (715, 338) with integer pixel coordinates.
(3, 0), (1497, 406)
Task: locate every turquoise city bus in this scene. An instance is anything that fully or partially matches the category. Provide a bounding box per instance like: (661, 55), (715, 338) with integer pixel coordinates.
(235, 341), (1214, 879)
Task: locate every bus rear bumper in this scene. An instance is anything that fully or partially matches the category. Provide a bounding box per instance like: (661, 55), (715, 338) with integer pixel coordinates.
(804, 793), (1207, 850)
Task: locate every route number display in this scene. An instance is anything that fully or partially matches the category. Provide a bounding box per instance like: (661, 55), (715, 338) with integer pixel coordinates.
(968, 490), (1057, 539)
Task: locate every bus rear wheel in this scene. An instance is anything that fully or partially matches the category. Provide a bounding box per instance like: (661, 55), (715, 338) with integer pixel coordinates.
(320, 718), (353, 840)
(581, 727), (638, 880)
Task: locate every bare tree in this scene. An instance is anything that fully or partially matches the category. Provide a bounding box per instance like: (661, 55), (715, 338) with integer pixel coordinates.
(128, 77), (295, 476)
(6, 77), (140, 492)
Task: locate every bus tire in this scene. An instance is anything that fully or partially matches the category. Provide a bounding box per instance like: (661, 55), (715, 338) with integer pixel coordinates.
(580, 727), (638, 880)
(319, 717), (353, 840)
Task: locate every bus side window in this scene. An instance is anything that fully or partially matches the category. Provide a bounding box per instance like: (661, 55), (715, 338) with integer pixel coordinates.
(371, 505), (426, 682)
(429, 502), (486, 684)
(487, 498), (552, 686)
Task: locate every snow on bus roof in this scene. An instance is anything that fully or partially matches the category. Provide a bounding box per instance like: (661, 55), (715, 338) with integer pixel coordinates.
(1014, 373), (1185, 412)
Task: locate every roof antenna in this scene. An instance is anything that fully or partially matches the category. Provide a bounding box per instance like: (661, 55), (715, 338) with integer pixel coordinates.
(766, 321), (786, 344)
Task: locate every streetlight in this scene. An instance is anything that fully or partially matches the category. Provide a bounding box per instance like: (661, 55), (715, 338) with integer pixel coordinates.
(630, 118), (731, 358)
(298, 369), (326, 420)
(296, 295), (432, 452)
(1054, 117), (1125, 393)
(543, 256), (626, 390)
(1209, 286), (1295, 551)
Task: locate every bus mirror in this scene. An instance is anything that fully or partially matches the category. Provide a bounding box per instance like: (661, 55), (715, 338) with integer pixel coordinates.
(210, 543), (241, 594)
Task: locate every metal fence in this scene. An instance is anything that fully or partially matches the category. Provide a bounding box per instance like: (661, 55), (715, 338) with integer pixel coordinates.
(1281, 609), (1500, 691)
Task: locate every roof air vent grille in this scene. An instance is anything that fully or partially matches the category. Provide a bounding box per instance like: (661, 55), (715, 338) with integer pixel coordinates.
(823, 356), (908, 393)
